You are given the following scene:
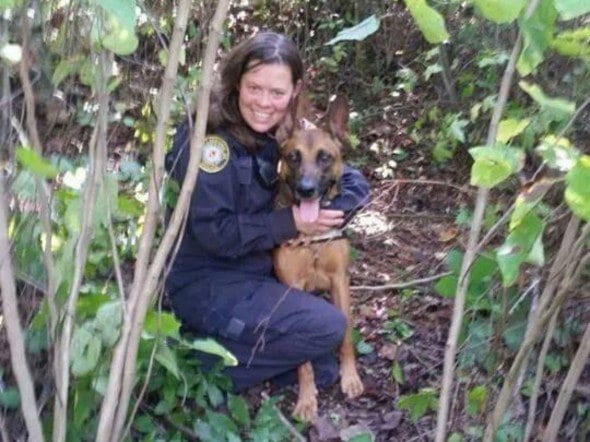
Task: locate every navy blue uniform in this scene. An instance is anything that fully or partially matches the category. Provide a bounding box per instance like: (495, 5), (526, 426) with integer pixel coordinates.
(165, 121), (370, 391)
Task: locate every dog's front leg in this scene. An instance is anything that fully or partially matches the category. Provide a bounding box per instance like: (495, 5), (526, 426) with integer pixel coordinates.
(331, 273), (364, 398)
(292, 361), (318, 421)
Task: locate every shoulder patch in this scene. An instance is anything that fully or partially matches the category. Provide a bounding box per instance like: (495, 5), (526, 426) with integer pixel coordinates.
(200, 135), (230, 173)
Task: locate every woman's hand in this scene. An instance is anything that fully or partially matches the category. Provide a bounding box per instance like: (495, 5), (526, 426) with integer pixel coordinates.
(292, 206), (344, 236)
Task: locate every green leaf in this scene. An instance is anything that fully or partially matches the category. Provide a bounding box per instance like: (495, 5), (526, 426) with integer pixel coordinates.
(95, 301), (122, 346)
(474, 0), (526, 23)
(496, 118), (531, 143)
(536, 135), (579, 171)
(356, 340), (374, 355)
(52, 55), (85, 86)
(469, 145), (525, 188)
(397, 388), (438, 422)
(510, 178), (555, 229)
(554, 0), (590, 20)
(526, 234), (545, 266)
(154, 340), (180, 379)
(435, 275), (458, 298)
(16, 147), (59, 179)
(96, 0), (136, 31)
(326, 15), (381, 45)
(186, 338), (238, 367)
(102, 24), (139, 56)
(517, 0), (557, 76)
(0, 387), (20, 409)
(71, 322), (102, 376)
(144, 310), (181, 339)
(496, 212), (544, 287)
(565, 155), (590, 221)
(228, 394), (251, 427)
(448, 433), (463, 442)
(391, 361), (405, 384)
(466, 385), (488, 417)
(403, 0), (449, 44)
(551, 26), (590, 59)
(519, 81), (575, 121)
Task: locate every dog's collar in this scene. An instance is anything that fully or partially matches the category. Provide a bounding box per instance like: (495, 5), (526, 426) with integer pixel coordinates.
(306, 228), (347, 244)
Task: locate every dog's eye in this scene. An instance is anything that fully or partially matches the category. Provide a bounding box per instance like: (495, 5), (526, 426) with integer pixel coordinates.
(316, 150), (333, 168)
(286, 150), (301, 165)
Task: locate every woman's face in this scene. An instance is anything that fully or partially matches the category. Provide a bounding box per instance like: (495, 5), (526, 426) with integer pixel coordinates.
(238, 62), (300, 134)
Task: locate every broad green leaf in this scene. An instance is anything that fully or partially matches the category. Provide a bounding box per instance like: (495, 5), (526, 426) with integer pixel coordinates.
(187, 338), (238, 367)
(517, 0), (557, 76)
(76, 294), (111, 318)
(474, 0), (526, 24)
(228, 394), (251, 427)
(519, 81), (575, 121)
(510, 178), (556, 229)
(536, 135), (579, 171)
(71, 322), (102, 376)
(96, 0), (136, 31)
(154, 340), (180, 379)
(496, 118), (531, 143)
(496, 212), (544, 287)
(16, 147), (59, 179)
(435, 274), (458, 298)
(448, 434), (463, 442)
(144, 310), (181, 339)
(565, 155), (590, 221)
(446, 249), (464, 273)
(95, 301), (122, 346)
(469, 145), (525, 188)
(205, 410), (240, 437)
(326, 15), (380, 45)
(397, 388), (438, 422)
(466, 385), (488, 417)
(403, 0), (449, 44)
(102, 25), (139, 56)
(0, 43), (22, 64)
(554, 0), (590, 20)
(551, 26), (590, 60)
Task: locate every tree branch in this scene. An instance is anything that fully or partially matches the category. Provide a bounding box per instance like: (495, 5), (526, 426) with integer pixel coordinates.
(0, 178), (45, 441)
(434, 20), (526, 442)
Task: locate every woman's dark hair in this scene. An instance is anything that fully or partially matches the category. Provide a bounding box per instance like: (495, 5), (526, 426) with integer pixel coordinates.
(208, 32), (304, 152)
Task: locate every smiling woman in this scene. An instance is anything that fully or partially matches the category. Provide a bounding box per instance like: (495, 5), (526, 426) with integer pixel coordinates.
(238, 63), (301, 133)
(164, 31), (370, 417)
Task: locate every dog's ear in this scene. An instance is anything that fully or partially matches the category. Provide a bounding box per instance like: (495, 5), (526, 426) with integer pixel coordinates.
(275, 106), (299, 145)
(327, 95), (349, 141)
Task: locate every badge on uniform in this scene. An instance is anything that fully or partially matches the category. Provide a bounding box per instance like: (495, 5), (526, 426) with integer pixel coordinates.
(200, 135), (230, 173)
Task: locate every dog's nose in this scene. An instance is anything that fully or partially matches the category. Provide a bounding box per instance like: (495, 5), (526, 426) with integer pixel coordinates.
(296, 177), (317, 198)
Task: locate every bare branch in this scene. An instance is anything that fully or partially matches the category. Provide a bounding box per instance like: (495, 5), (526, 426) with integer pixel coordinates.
(0, 178), (45, 441)
(351, 271), (452, 291)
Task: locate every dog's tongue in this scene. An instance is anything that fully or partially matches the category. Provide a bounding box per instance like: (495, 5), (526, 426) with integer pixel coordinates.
(299, 199), (320, 223)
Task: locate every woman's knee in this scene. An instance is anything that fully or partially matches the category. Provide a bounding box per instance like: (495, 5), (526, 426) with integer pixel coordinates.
(309, 303), (347, 350)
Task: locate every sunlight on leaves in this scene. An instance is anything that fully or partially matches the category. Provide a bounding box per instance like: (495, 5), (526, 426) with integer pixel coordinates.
(553, 0), (590, 20)
(469, 144), (525, 188)
(536, 135), (579, 171)
(510, 178), (555, 229)
(474, 0), (526, 24)
(551, 26), (590, 59)
(496, 118), (531, 143)
(186, 338), (238, 367)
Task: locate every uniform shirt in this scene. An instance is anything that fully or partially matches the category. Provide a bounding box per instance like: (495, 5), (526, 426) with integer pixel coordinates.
(165, 120), (370, 293)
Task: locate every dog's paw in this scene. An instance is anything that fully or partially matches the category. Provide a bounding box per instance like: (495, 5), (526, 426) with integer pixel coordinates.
(340, 366), (364, 399)
(292, 391), (318, 422)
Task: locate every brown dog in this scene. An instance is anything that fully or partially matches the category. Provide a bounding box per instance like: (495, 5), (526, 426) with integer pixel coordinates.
(273, 96), (364, 421)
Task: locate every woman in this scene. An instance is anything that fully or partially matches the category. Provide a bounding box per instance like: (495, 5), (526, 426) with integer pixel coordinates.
(166, 32), (370, 392)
